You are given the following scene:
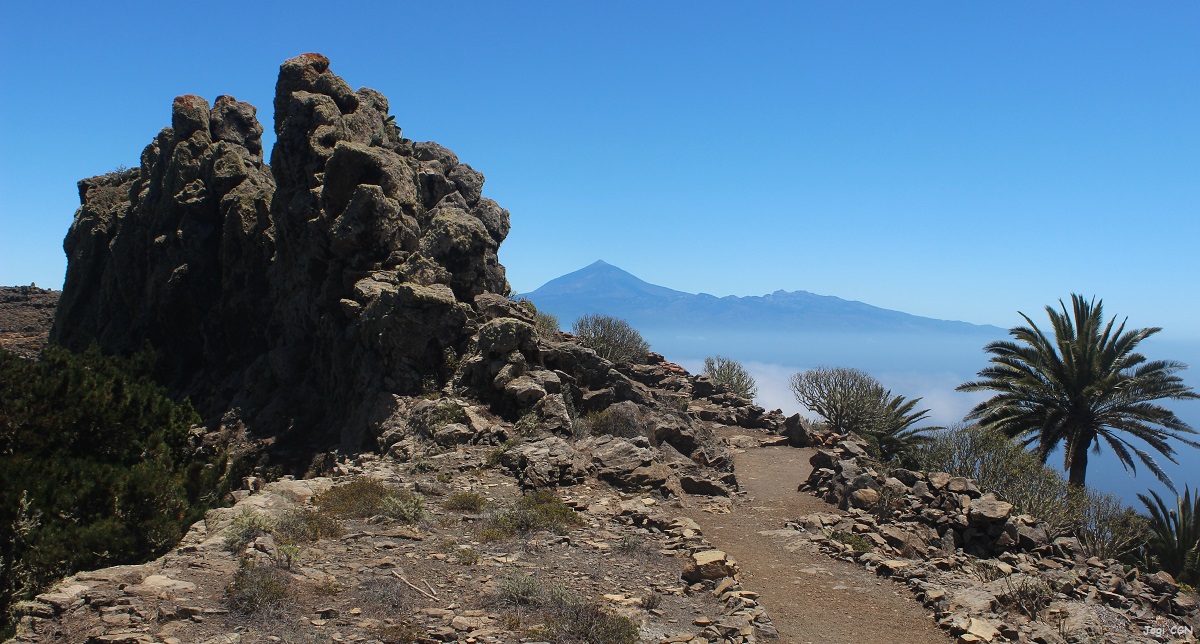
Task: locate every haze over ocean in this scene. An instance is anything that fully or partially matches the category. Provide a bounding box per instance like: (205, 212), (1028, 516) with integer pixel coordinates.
(524, 260), (1200, 508)
(2, 3), (1197, 505)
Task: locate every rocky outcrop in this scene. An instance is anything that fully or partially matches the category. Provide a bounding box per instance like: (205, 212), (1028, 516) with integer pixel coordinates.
(53, 94), (276, 396)
(50, 54), (511, 456)
(44, 52), (779, 487)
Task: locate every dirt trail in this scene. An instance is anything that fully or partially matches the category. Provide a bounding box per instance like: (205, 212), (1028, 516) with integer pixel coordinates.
(686, 434), (951, 644)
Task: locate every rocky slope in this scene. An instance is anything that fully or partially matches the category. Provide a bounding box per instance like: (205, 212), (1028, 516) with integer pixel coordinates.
(0, 286), (58, 359)
(785, 429), (1199, 642)
(6, 350), (791, 643)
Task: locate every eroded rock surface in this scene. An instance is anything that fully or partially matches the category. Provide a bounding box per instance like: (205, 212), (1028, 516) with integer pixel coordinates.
(50, 54), (511, 455)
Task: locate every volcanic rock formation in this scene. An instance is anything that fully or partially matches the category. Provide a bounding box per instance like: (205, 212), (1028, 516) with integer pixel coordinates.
(46, 54), (766, 490)
(51, 54), (511, 455)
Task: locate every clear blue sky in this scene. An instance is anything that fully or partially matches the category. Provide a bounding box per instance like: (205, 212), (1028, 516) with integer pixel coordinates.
(1, 1), (1197, 339)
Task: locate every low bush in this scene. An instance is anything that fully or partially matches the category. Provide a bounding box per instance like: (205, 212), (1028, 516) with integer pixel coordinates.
(476, 490), (583, 542)
(534, 311), (560, 338)
(703, 355), (758, 399)
(574, 406), (644, 439)
(1000, 575), (1054, 620)
(496, 573), (570, 607)
(272, 508), (343, 544)
(828, 530), (873, 554)
(452, 546), (480, 565)
(224, 510), (275, 552)
(226, 559), (292, 614)
(315, 478), (424, 523)
(381, 492), (425, 523)
(443, 491), (489, 513)
(545, 600), (640, 644)
(571, 314), (650, 364)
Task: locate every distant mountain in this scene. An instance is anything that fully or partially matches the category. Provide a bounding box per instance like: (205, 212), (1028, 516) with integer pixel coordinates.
(525, 260), (1003, 337)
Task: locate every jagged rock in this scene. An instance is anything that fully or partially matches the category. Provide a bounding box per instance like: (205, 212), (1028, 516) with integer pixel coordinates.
(928, 472), (952, 490)
(499, 437), (585, 488)
(679, 473), (733, 497)
(577, 434), (656, 485)
(50, 54), (511, 456)
(945, 477), (981, 497)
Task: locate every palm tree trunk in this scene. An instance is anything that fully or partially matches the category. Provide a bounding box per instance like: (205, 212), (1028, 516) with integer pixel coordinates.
(1068, 438), (1090, 488)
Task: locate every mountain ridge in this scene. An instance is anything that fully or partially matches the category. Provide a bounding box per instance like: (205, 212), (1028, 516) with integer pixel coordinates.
(524, 260), (1003, 336)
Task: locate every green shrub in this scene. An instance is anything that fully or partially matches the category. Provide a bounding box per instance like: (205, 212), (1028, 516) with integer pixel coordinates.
(534, 311), (560, 338)
(496, 573), (567, 607)
(828, 530), (873, 554)
(1074, 490), (1147, 561)
(571, 314), (650, 364)
(381, 492), (425, 524)
(1000, 575), (1053, 620)
(486, 439), (517, 467)
(452, 547), (480, 565)
(429, 401), (467, 427)
(224, 510), (275, 552)
(545, 600), (640, 643)
(917, 424), (1149, 558)
(0, 346), (230, 635)
(703, 355), (758, 399)
(916, 424), (1078, 536)
(272, 508), (343, 544)
(492, 574), (637, 643)
(789, 366), (936, 463)
(1138, 486), (1200, 584)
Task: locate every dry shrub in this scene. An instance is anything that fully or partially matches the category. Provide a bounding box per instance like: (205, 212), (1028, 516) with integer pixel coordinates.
(272, 507), (343, 543)
(476, 490), (584, 542)
(226, 560), (291, 614)
(315, 478), (424, 523)
(443, 491), (489, 513)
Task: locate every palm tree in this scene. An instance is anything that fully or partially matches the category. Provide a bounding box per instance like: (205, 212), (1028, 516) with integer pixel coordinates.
(958, 295), (1199, 489)
(865, 393), (940, 465)
(1137, 486), (1200, 584)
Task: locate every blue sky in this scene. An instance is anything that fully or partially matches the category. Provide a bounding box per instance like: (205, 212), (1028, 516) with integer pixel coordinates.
(2, 2), (1197, 340)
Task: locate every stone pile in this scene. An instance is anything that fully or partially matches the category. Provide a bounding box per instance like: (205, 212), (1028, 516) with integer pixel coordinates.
(788, 435), (1199, 642)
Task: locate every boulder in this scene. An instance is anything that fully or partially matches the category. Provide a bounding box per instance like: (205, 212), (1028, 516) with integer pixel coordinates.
(967, 495), (1013, 525)
(682, 550), (735, 582)
(499, 437), (584, 488)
